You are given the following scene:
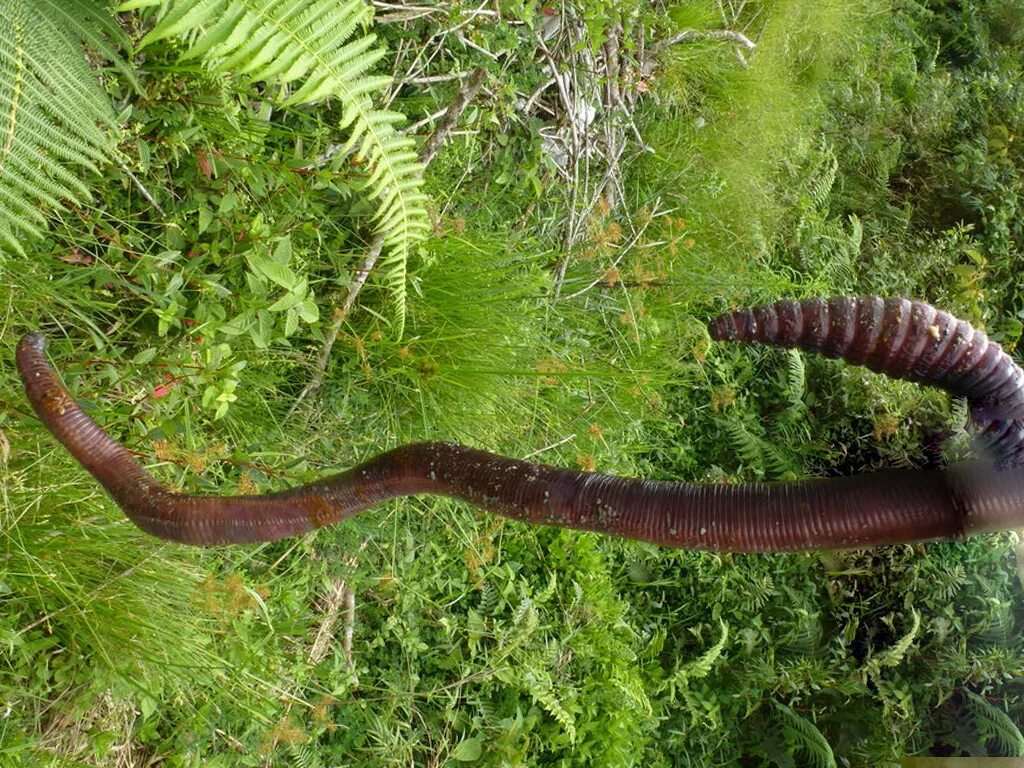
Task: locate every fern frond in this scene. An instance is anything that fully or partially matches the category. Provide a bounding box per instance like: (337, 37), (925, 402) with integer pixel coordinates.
(863, 609), (920, 679)
(962, 690), (1024, 757)
(39, 0), (140, 91)
(522, 665), (577, 744)
(727, 419), (764, 467)
(664, 618), (728, 697)
(804, 145), (838, 210)
(783, 348), (806, 410)
(287, 742), (325, 768)
(143, 0), (429, 333)
(0, 0), (124, 255)
(771, 701), (837, 768)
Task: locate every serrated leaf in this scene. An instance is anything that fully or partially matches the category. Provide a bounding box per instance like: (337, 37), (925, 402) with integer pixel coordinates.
(198, 206), (214, 234)
(267, 290), (304, 313)
(296, 298), (319, 322)
(271, 235), (292, 264)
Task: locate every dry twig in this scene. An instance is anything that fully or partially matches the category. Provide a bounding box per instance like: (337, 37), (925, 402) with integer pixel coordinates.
(119, 161), (166, 216)
(287, 232), (386, 418)
(309, 579), (350, 665)
(659, 28), (756, 66)
(418, 67), (488, 165)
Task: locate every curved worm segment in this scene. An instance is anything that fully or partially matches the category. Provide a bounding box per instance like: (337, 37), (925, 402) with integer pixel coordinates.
(710, 297), (1024, 465)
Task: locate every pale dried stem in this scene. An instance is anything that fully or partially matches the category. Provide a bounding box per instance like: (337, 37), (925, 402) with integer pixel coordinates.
(119, 161), (165, 216)
(342, 583), (356, 671)
(418, 67), (488, 165)
(405, 107), (450, 135)
(309, 579), (349, 665)
(659, 28), (756, 66)
(399, 71), (471, 85)
(287, 232), (385, 418)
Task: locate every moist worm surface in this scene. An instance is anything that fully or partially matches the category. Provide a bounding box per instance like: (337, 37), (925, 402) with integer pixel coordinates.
(710, 296), (1024, 466)
(17, 297), (1024, 551)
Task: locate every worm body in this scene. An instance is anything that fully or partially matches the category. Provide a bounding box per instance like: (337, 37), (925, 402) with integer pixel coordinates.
(710, 297), (1024, 465)
(16, 310), (1024, 551)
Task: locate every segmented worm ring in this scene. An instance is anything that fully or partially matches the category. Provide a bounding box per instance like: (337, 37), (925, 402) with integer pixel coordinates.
(710, 296), (1024, 465)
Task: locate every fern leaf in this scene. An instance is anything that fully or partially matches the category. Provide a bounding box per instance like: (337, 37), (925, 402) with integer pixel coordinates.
(39, 0), (140, 91)
(139, 0), (225, 43)
(783, 348), (806, 409)
(144, 0), (429, 333)
(727, 419), (765, 468)
(864, 609), (920, 678)
(0, 0), (124, 256)
(962, 690), (1024, 756)
(771, 701), (837, 768)
(664, 618), (728, 696)
(287, 742), (324, 768)
(523, 666), (577, 744)
(805, 145), (838, 209)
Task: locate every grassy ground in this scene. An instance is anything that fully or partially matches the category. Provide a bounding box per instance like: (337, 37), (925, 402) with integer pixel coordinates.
(2, 0), (1023, 765)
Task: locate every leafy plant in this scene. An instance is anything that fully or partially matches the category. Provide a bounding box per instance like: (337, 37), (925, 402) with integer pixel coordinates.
(140, 0), (429, 333)
(960, 689), (1024, 757)
(0, 0), (129, 254)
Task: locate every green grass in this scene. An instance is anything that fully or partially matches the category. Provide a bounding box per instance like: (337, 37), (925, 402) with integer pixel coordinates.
(1, 0), (1023, 765)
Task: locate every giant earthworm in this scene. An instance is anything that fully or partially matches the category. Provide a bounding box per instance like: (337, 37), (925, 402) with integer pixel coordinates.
(17, 297), (1024, 551)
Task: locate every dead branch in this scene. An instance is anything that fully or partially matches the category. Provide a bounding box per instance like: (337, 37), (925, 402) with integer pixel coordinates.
(119, 161), (166, 216)
(309, 579), (349, 665)
(342, 584), (356, 671)
(662, 28), (756, 50)
(399, 71), (471, 86)
(287, 232), (386, 418)
(418, 67), (488, 165)
(659, 28), (756, 65)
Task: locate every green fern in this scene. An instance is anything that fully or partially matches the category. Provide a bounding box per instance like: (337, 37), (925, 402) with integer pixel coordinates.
(0, 0), (127, 255)
(523, 665), (577, 744)
(141, 0), (430, 333)
(782, 348), (806, 412)
(962, 689), (1024, 756)
(288, 743), (326, 768)
(727, 418), (765, 468)
(804, 144), (838, 210)
(770, 701), (837, 768)
(664, 618), (729, 697)
(863, 608), (920, 679)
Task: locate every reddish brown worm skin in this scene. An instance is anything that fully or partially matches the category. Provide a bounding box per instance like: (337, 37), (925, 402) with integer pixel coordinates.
(16, 313), (1024, 551)
(709, 296), (1024, 466)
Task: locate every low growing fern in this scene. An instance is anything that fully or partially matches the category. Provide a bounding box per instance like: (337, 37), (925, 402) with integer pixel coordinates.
(0, 0), (127, 255)
(663, 618), (729, 698)
(863, 608), (920, 679)
(962, 689), (1024, 757)
(141, 0), (429, 333)
(770, 700), (837, 768)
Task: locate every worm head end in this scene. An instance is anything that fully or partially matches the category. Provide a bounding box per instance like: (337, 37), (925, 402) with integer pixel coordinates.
(18, 332), (46, 355)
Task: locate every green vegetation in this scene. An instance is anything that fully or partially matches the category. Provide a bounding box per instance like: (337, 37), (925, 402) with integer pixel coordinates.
(1, 0), (1023, 765)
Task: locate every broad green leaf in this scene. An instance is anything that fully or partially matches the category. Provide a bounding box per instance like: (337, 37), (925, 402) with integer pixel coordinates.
(267, 290), (304, 313)
(451, 738), (482, 762)
(248, 254), (297, 289)
(271, 235), (292, 264)
(296, 298), (319, 323)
